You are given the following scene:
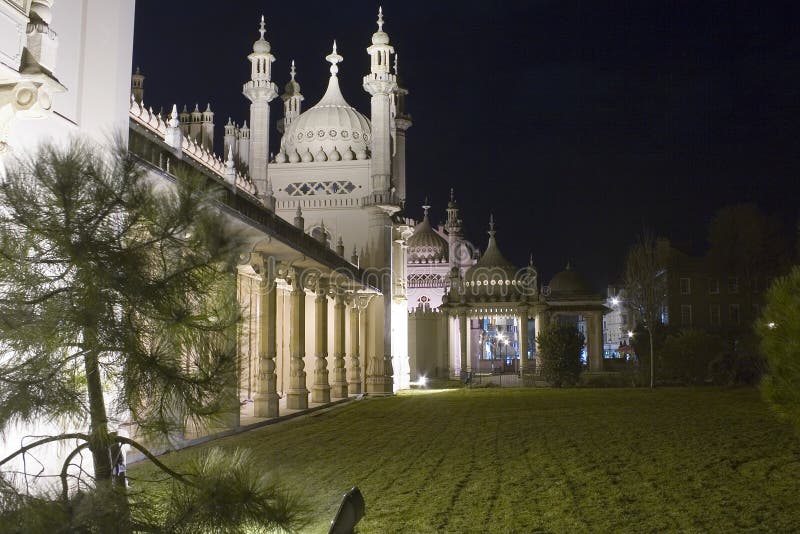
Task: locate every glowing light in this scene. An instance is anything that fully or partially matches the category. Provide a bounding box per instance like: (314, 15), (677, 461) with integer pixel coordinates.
(767, 322), (777, 329)
(611, 297), (620, 305)
(628, 331), (634, 338)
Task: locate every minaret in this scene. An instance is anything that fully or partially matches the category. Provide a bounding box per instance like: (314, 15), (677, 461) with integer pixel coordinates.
(445, 189), (465, 268)
(131, 67), (145, 104)
(278, 60), (304, 135)
(201, 103), (214, 151)
(189, 103), (202, 144)
(238, 120), (250, 170)
(392, 54), (412, 205)
(363, 6), (397, 205)
(242, 15), (279, 205)
(223, 117), (237, 162)
(179, 105), (190, 137)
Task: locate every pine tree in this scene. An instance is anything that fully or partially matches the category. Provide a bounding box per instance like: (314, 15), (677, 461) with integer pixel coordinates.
(0, 139), (305, 532)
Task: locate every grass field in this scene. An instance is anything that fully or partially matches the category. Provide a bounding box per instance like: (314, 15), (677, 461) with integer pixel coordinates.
(131, 388), (800, 533)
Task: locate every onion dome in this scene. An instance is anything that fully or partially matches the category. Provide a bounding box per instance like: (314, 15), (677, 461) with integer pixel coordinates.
(461, 215), (533, 301)
(288, 149), (300, 163)
(372, 7), (390, 45)
(315, 146), (328, 161)
(253, 16), (271, 53)
(281, 41), (371, 160)
(329, 146), (341, 161)
(343, 146), (355, 160)
(407, 204), (448, 263)
(284, 60), (301, 95)
(547, 263), (591, 297)
(275, 150), (288, 163)
(300, 147), (314, 162)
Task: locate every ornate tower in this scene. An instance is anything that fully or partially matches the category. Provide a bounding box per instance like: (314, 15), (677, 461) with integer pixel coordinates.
(131, 67), (145, 104)
(238, 120), (250, 170)
(445, 189), (466, 268)
(242, 15), (278, 205)
(201, 103), (214, 151)
(363, 7), (397, 205)
(189, 103), (202, 144)
(223, 117), (236, 162)
(277, 60), (303, 136)
(392, 54), (412, 206)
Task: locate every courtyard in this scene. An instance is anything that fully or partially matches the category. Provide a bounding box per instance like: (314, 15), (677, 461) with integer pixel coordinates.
(131, 387), (800, 533)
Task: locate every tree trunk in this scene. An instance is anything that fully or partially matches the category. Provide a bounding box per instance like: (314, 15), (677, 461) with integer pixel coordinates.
(83, 334), (132, 533)
(84, 344), (112, 483)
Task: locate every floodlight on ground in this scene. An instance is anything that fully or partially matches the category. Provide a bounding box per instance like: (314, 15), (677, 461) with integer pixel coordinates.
(767, 322), (777, 329)
(328, 486), (365, 534)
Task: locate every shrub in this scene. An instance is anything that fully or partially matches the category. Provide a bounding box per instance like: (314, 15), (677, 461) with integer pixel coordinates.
(536, 323), (584, 387)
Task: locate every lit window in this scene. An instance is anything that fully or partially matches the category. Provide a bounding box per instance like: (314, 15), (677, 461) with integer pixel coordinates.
(680, 278), (691, 295)
(680, 305), (692, 326)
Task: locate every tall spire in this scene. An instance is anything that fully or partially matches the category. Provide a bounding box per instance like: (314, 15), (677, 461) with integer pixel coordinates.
(364, 6), (397, 204)
(488, 213), (496, 238)
(243, 14), (278, 208)
(279, 59), (304, 135)
(422, 197), (430, 219)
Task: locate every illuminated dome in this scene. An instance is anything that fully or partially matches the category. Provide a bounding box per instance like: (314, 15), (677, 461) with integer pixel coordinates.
(408, 209), (448, 263)
(281, 68), (371, 160)
(460, 217), (535, 301)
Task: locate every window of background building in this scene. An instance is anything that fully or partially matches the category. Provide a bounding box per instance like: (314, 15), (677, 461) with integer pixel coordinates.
(729, 304), (740, 325)
(709, 304), (721, 326)
(728, 277), (739, 293)
(680, 304), (692, 326)
(708, 278), (720, 294)
(680, 277), (691, 295)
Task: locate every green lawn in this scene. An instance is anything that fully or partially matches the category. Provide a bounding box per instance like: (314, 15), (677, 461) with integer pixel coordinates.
(131, 388), (800, 533)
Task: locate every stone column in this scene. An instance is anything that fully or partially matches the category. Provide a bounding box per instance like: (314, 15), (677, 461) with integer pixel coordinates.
(518, 308), (529, 376)
(458, 310), (468, 380)
(348, 300), (362, 394)
(332, 291), (348, 399)
(286, 269), (308, 409)
(311, 277), (331, 403)
(534, 309), (548, 374)
(359, 303), (369, 389)
(253, 256), (279, 417)
(588, 311), (604, 372)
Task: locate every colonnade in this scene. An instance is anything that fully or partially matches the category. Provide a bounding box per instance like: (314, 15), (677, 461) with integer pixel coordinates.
(446, 306), (606, 377)
(243, 254), (388, 419)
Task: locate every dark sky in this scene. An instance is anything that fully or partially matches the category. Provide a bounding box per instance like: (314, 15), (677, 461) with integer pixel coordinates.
(132, 0), (800, 289)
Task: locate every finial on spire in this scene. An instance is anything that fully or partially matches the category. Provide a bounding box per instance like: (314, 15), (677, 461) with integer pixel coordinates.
(529, 253), (534, 266)
(259, 15), (266, 40)
(290, 59), (296, 80)
(450, 188), (455, 202)
(326, 40), (343, 76)
(422, 197), (430, 217)
(226, 145), (234, 168)
(377, 6), (384, 31)
(488, 213), (496, 237)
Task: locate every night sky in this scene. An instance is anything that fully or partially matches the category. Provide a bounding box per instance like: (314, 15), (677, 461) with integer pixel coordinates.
(132, 1), (800, 290)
